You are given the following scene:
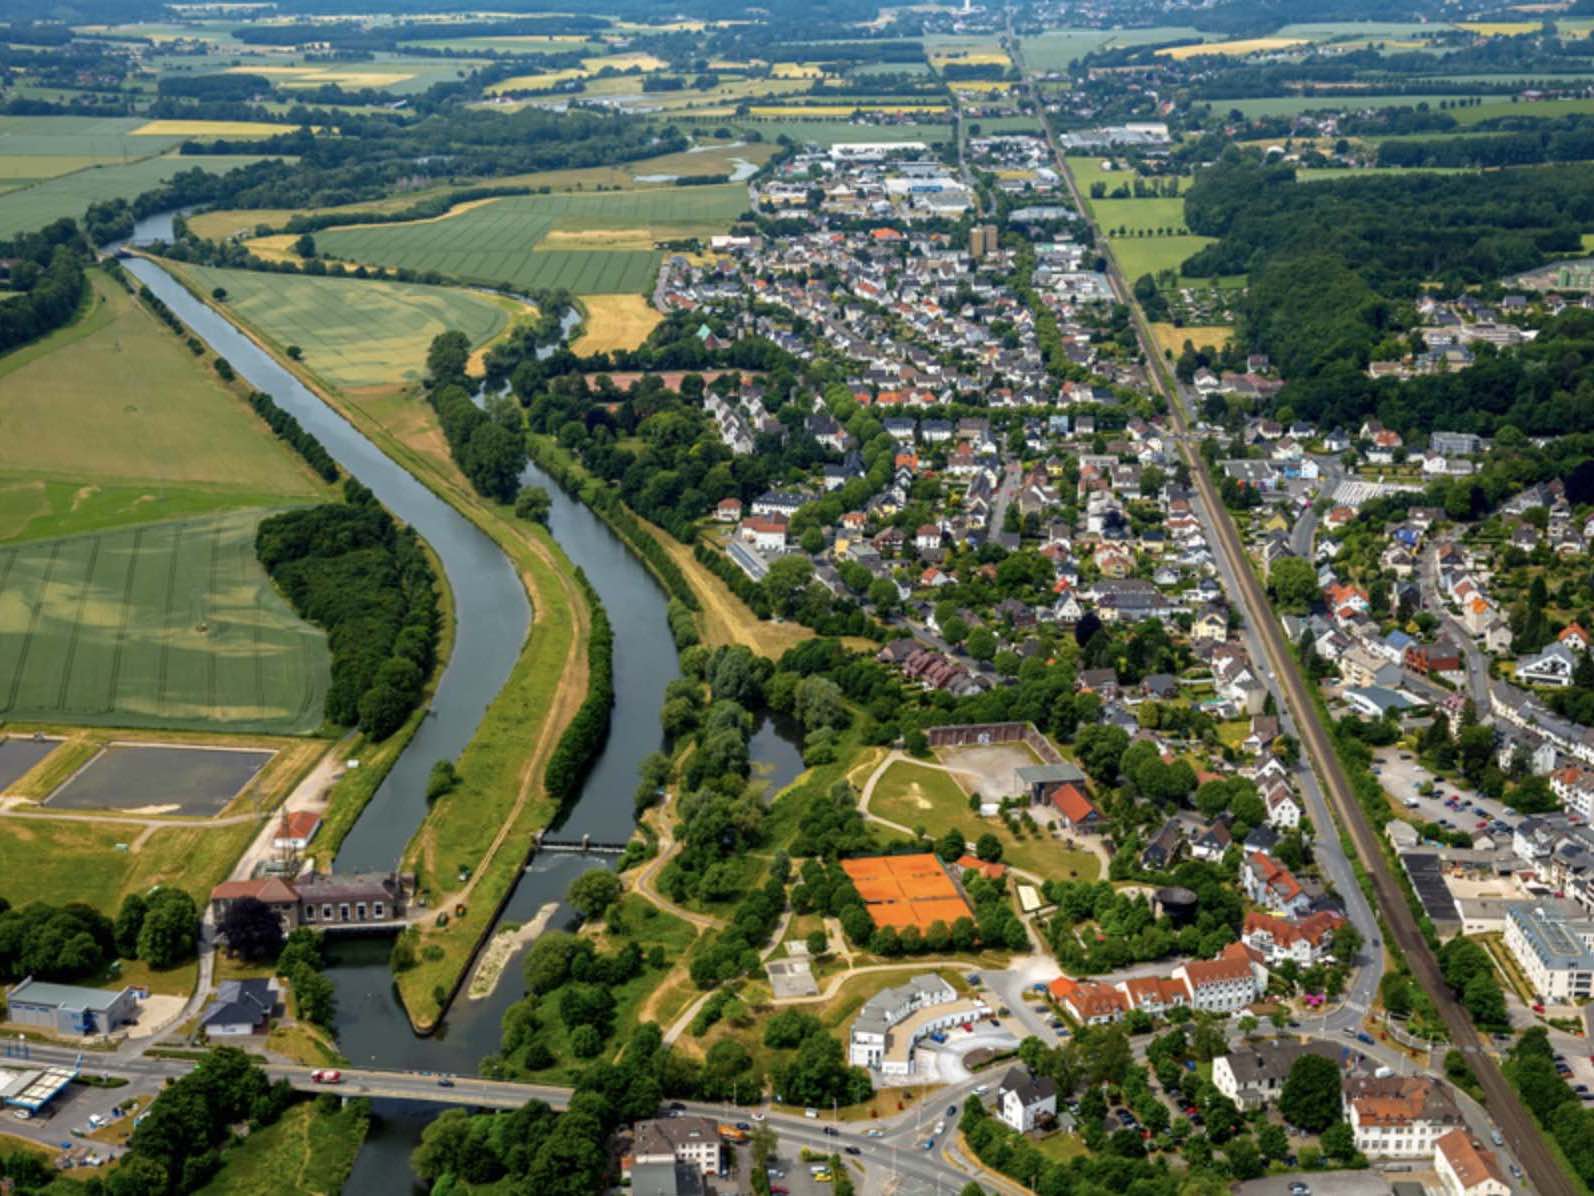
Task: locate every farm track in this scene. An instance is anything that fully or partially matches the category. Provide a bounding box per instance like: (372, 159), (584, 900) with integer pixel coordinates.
(1008, 25), (1578, 1196)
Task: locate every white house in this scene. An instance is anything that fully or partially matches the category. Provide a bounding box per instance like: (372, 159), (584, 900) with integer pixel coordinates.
(1241, 910), (1345, 967)
(848, 974), (967, 1074)
(996, 1066), (1058, 1132)
(1171, 942), (1264, 1013)
(1344, 1075), (1464, 1158)
(1264, 787), (1302, 831)
(1435, 1129), (1511, 1196)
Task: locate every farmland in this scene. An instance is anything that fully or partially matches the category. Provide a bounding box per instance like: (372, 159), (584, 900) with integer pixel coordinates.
(172, 266), (523, 395)
(0, 270), (325, 539)
(132, 119), (299, 138)
(1019, 27), (1212, 70)
(1156, 36), (1306, 59)
(0, 509), (330, 733)
(315, 185), (748, 295)
(573, 293), (663, 354)
(0, 153), (284, 241)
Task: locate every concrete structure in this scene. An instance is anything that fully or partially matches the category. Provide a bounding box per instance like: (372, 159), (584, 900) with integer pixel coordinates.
(4, 979), (137, 1037)
(1435, 1129), (1511, 1196)
(996, 1066), (1057, 1131)
(632, 1116), (722, 1177)
(1344, 1075), (1465, 1158)
(1503, 902), (1594, 1002)
(848, 974), (962, 1074)
(0, 1063), (78, 1113)
(1213, 1039), (1342, 1110)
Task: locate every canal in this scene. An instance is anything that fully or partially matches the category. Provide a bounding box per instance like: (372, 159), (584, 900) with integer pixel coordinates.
(123, 245), (803, 1187)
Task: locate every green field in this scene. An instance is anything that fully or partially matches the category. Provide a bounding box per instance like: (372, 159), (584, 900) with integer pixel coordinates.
(0, 153), (285, 240)
(1021, 27), (1213, 71)
(1451, 96), (1594, 124)
(1089, 196), (1190, 234)
(685, 117), (950, 146)
(1212, 94), (1476, 119)
(0, 270), (326, 541)
(1109, 234), (1221, 284)
(174, 265), (518, 393)
(0, 114), (183, 157)
(316, 185), (748, 295)
(0, 509), (330, 732)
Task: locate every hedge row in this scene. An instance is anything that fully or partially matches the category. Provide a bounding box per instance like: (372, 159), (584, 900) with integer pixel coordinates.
(246, 391), (340, 483)
(543, 566), (614, 808)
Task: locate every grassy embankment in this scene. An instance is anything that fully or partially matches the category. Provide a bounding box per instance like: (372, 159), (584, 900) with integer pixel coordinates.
(193, 1098), (368, 1196)
(158, 261), (590, 1033)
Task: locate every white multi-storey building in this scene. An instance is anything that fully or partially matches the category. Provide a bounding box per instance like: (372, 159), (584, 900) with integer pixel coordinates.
(1503, 902), (1594, 1002)
(1344, 1076), (1464, 1158)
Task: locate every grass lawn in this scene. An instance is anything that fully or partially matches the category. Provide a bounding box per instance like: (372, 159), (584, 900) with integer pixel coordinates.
(1032, 1131), (1088, 1162)
(195, 1099), (368, 1196)
(868, 761), (1098, 881)
(0, 815), (257, 910)
(170, 264), (521, 397)
(0, 270), (326, 513)
(1089, 197), (1191, 236)
(1020, 27), (1213, 70)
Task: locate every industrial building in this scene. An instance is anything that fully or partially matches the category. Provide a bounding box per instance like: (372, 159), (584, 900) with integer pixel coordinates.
(4, 979), (138, 1037)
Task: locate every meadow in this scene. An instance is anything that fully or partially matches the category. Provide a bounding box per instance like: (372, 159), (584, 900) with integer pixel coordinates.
(1088, 196), (1191, 235)
(0, 509), (330, 733)
(0, 153), (283, 240)
(315, 185), (748, 295)
(0, 114), (184, 157)
(174, 265), (521, 394)
(1451, 96), (1594, 124)
(1110, 234), (1222, 285)
(1019, 27), (1213, 71)
(682, 118), (949, 146)
(1211, 94), (1477, 119)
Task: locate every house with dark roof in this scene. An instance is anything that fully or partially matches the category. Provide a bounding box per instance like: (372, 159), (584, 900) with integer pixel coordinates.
(997, 1066), (1058, 1131)
(202, 979), (277, 1037)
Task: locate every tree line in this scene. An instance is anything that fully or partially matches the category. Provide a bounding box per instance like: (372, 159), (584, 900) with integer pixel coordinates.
(0, 219), (87, 359)
(543, 568), (615, 808)
(255, 480), (440, 739)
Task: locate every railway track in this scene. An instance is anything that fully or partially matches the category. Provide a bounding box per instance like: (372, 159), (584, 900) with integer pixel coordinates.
(1004, 25), (1577, 1196)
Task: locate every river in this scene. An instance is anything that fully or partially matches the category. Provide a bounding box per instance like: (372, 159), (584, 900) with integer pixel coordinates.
(121, 228), (804, 1188)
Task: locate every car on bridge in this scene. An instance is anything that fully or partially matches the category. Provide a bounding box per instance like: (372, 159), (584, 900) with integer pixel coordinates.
(310, 1069), (342, 1084)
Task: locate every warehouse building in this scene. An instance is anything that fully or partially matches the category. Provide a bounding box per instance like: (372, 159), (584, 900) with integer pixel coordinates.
(4, 979), (137, 1037)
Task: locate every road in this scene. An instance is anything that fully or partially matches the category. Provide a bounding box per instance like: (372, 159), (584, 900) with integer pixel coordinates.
(1008, 21), (1573, 1196)
(1419, 542), (1493, 708)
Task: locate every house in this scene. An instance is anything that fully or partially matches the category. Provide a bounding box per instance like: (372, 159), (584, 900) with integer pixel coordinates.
(1343, 1074), (1464, 1158)
(1062, 981), (1129, 1025)
(739, 515), (788, 552)
(272, 810), (322, 853)
(1560, 623), (1590, 654)
(632, 1116), (722, 1177)
(1172, 942), (1263, 1013)
(1214, 1039), (1342, 1110)
(916, 523), (943, 552)
(1435, 1129), (1511, 1196)
(997, 1066), (1058, 1132)
(1244, 852), (1311, 916)
(1051, 783), (1102, 832)
(3, 979), (138, 1037)
(1116, 975), (1190, 1016)
(1241, 910), (1346, 966)
(1265, 788), (1302, 831)
(1189, 821), (1233, 863)
(1243, 715), (1280, 756)
(1517, 642), (1578, 688)
(1407, 638), (1462, 676)
(201, 978), (276, 1036)
(1140, 821), (1185, 871)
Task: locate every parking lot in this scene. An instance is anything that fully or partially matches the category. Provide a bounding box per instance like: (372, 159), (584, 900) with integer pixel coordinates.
(1372, 749), (1518, 840)
(2, 1072), (160, 1175)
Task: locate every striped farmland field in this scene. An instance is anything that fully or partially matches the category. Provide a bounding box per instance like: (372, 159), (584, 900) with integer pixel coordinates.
(315, 184), (748, 294)
(0, 510), (329, 733)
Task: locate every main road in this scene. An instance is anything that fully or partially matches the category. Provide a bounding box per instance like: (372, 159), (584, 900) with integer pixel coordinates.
(1005, 22), (1573, 1196)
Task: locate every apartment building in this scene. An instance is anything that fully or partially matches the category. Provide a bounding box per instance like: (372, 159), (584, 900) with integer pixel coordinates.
(1343, 1075), (1465, 1158)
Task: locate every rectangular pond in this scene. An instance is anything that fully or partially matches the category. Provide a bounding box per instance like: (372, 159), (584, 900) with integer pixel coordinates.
(0, 736), (59, 791)
(46, 743), (276, 816)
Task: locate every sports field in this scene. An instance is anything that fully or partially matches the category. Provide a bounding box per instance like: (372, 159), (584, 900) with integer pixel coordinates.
(0, 153), (284, 240)
(174, 265), (520, 393)
(0, 509), (330, 733)
(316, 186), (747, 295)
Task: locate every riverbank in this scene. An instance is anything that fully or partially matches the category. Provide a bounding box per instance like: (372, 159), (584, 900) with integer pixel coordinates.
(467, 901), (558, 1001)
(153, 256), (592, 1034)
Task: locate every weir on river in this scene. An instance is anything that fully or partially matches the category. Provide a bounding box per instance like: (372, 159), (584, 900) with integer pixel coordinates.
(122, 225), (804, 1188)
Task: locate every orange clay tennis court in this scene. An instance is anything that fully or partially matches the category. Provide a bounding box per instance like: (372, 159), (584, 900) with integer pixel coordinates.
(841, 853), (974, 931)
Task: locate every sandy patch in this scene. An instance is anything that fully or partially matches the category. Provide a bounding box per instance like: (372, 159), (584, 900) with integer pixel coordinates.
(468, 901), (559, 1000)
(571, 293), (663, 354)
(541, 227), (659, 250)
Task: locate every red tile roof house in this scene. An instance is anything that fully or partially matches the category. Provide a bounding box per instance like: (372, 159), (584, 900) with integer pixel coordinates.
(1051, 783), (1102, 832)
(1171, 941), (1266, 1013)
(1243, 851), (1313, 916)
(1062, 981), (1130, 1025)
(272, 810), (322, 853)
(715, 497), (743, 523)
(1241, 909), (1346, 966)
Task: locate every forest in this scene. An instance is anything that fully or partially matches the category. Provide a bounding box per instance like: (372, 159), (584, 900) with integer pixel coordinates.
(0, 219), (87, 358)
(255, 480), (440, 739)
